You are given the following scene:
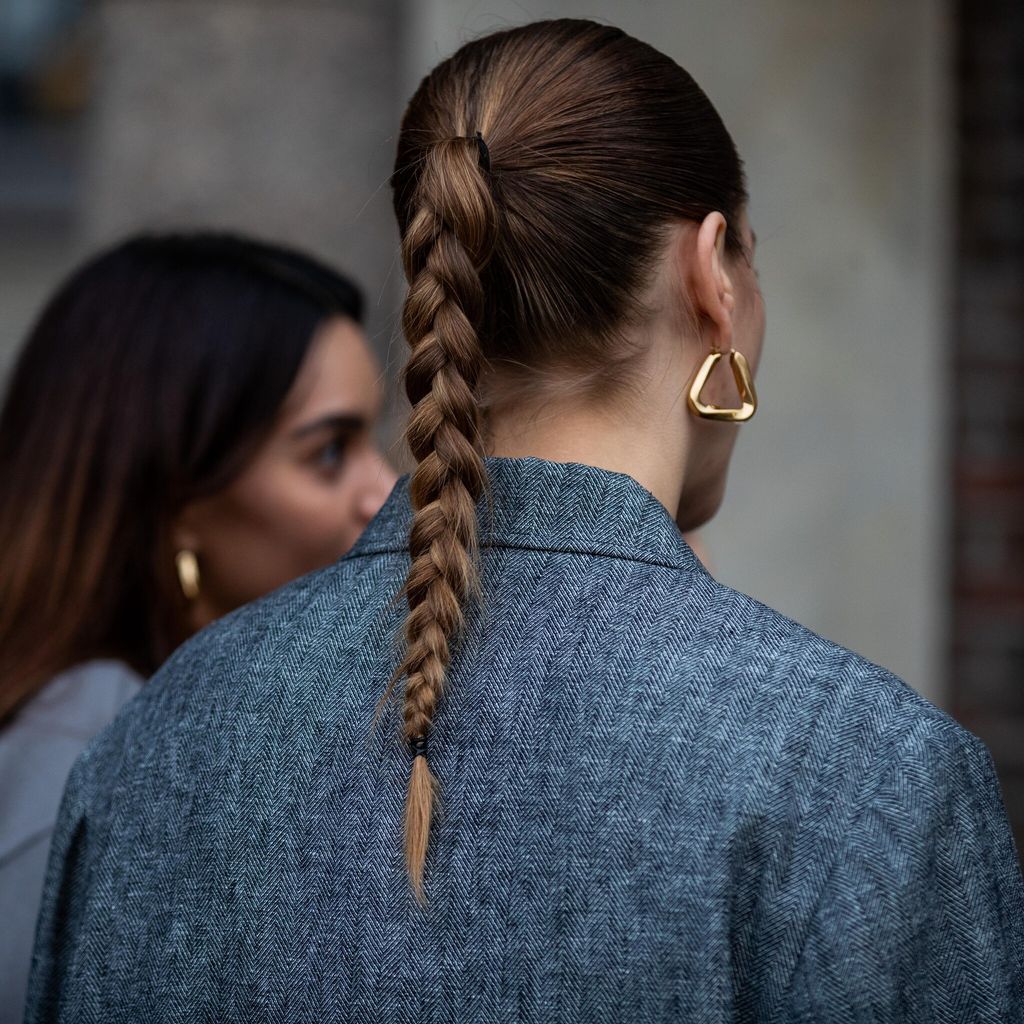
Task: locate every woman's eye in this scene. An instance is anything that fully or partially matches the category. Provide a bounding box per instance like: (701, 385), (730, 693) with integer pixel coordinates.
(315, 436), (349, 470)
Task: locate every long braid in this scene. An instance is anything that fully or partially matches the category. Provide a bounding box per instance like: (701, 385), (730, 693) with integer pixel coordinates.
(387, 20), (748, 904)
(388, 136), (496, 903)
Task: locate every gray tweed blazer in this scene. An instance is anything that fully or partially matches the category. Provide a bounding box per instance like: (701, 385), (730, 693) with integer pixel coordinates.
(24, 456), (1024, 1022)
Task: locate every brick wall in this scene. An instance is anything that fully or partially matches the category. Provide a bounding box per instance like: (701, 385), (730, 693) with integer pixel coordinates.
(952, 0), (1024, 861)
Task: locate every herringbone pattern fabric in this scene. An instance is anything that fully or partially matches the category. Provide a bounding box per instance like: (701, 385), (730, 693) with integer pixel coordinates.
(24, 456), (1024, 1022)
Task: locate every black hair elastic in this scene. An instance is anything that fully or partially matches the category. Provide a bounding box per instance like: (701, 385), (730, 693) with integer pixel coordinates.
(409, 734), (429, 758)
(471, 130), (491, 173)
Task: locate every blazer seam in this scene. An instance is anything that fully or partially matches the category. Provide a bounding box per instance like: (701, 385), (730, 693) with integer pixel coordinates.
(773, 715), (937, 1011)
(340, 541), (695, 574)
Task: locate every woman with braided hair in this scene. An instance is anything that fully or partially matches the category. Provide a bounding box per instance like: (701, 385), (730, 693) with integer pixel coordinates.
(26, 19), (1023, 1024)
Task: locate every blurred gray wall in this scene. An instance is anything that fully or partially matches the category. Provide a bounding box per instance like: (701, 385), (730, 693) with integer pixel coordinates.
(82, 0), (403, 368)
(404, 1), (952, 701)
(2, 0), (410, 445)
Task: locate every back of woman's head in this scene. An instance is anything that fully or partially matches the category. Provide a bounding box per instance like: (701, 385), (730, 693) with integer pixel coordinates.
(388, 19), (746, 901)
(0, 231), (363, 726)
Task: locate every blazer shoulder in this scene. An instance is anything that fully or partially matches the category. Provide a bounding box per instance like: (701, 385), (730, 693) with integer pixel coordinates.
(691, 575), (972, 763)
(92, 551), (394, 742)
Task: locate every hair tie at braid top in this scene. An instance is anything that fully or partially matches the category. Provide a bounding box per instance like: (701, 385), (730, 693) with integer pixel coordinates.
(470, 131), (491, 173)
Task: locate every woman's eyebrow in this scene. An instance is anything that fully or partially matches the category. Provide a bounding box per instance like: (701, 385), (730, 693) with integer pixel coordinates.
(290, 413), (365, 441)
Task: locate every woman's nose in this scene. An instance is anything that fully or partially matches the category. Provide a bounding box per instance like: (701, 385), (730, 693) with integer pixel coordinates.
(358, 453), (399, 521)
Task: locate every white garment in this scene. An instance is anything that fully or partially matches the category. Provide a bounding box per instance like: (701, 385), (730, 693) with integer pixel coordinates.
(0, 660), (142, 1023)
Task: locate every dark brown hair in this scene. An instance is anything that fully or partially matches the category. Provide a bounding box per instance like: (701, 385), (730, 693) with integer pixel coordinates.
(388, 19), (747, 901)
(0, 232), (363, 726)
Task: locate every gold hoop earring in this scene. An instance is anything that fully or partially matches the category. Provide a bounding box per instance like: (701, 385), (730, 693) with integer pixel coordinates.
(687, 349), (758, 422)
(175, 549), (201, 601)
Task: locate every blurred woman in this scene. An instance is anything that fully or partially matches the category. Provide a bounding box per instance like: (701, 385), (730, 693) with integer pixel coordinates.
(0, 232), (397, 1019)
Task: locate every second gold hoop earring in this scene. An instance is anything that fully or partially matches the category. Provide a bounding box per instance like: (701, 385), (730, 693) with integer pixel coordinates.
(175, 549), (201, 601)
(687, 349), (758, 422)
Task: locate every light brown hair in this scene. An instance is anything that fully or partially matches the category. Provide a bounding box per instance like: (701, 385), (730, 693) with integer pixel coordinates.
(387, 18), (747, 902)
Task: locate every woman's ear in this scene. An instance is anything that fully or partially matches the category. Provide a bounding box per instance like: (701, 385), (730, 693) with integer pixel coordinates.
(689, 212), (735, 348)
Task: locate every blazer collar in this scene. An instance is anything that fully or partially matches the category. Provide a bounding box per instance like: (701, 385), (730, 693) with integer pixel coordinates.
(346, 455), (703, 573)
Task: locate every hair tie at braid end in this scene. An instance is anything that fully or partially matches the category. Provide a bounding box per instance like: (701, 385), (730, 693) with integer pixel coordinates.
(409, 734), (429, 759)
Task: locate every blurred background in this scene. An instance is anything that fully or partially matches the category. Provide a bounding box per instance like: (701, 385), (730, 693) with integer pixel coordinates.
(0, 0), (1020, 851)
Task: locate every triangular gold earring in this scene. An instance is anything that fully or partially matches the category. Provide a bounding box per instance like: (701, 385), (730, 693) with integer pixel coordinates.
(687, 349), (758, 422)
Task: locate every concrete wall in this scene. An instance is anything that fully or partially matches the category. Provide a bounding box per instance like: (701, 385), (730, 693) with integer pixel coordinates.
(402, 1), (953, 701)
(2, 0), (409, 446)
(82, 0), (403, 360)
